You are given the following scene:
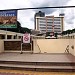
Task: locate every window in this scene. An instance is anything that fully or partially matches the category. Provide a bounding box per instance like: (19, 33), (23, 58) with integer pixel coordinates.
(54, 18), (61, 21)
(0, 35), (5, 39)
(7, 35), (12, 39)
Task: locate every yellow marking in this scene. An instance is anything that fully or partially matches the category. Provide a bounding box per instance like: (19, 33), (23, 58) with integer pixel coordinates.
(0, 69), (74, 75)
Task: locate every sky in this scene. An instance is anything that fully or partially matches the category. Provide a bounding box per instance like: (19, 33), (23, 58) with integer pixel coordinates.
(0, 0), (75, 30)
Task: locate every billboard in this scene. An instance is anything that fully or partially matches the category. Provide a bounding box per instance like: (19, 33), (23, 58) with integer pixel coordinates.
(0, 10), (17, 28)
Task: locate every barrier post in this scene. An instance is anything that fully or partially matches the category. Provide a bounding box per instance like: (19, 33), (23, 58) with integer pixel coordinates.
(20, 43), (23, 54)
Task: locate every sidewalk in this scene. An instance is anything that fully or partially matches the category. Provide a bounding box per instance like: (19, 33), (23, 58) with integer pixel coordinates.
(0, 52), (75, 63)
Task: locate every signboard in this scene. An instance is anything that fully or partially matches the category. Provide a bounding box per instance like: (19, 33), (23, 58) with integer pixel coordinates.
(0, 10), (17, 28)
(23, 33), (30, 43)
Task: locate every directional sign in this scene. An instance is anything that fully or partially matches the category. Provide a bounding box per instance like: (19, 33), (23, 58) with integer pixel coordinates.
(23, 33), (30, 43)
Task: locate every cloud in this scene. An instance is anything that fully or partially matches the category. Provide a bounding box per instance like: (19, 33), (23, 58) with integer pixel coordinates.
(64, 8), (75, 30)
(18, 10), (35, 29)
(0, 0), (31, 10)
(30, 0), (70, 15)
(0, 0), (74, 30)
(65, 8), (74, 23)
(63, 0), (75, 30)
(28, 0), (70, 29)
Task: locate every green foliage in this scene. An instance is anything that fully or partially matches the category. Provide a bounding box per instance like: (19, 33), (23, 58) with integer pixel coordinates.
(66, 30), (72, 34)
(20, 27), (31, 34)
(0, 21), (31, 34)
(62, 29), (75, 35)
(72, 28), (75, 33)
(46, 32), (50, 37)
(54, 33), (58, 38)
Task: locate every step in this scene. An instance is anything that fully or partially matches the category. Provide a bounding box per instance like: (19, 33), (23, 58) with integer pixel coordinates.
(0, 61), (75, 66)
(0, 63), (74, 69)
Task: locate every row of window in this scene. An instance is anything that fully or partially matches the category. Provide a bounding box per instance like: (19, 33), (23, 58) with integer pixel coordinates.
(54, 30), (61, 32)
(47, 25), (53, 27)
(39, 26), (61, 29)
(39, 24), (46, 26)
(54, 18), (61, 21)
(0, 35), (21, 39)
(47, 30), (53, 32)
(54, 24), (61, 26)
(38, 18), (46, 20)
(40, 18), (61, 21)
(39, 20), (45, 22)
(47, 27), (53, 29)
(54, 27), (61, 29)
(39, 25), (61, 27)
(40, 27), (46, 29)
(39, 22), (46, 24)
(39, 25), (61, 28)
(47, 21), (53, 24)
(54, 22), (61, 24)
(40, 29), (61, 32)
(39, 23), (61, 25)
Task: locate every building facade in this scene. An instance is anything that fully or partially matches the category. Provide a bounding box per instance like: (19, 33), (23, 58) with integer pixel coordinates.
(35, 16), (64, 34)
(34, 11), (45, 29)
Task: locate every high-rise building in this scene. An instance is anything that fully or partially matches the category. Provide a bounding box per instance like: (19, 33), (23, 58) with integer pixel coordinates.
(34, 11), (45, 29)
(35, 16), (64, 34)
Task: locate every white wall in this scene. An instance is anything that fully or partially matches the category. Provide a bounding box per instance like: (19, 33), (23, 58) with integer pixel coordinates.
(0, 40), (4, 53)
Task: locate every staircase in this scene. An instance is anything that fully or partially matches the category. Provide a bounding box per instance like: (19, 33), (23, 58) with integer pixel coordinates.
(0, 60), (75, 72)
(0, 53), (75, 72)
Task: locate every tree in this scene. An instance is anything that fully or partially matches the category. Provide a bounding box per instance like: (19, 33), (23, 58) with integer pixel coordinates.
(0, 21), (31, 34)
(66, 30), (72, 34)
(20, 27), (31, 34)
(46, 32), (50, 37)
(62, 31), (67, 35)
(72, 28), (75, 33)
(54, 33), (58, 39)
(0, 21), (21, 32)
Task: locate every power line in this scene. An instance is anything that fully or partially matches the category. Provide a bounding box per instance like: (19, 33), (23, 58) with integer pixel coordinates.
(0, 6), (75, 11)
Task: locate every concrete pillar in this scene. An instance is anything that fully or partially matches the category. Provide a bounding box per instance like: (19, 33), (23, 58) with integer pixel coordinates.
(5, 34), (7, 39)
(0, 35), (1, 39)
(16, 35), (19, 39)
(11, 35), (14, 39)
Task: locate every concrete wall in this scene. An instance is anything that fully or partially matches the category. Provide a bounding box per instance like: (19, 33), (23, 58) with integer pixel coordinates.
(0, 40), (4, 53)
(0, 38), (75, 56)
(33, 39), (69, 53)
(33, 39), (41, 53)
(69, 39), (74, 55)
(33, 39), (75, 56)
(74, 39), (75, 56)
